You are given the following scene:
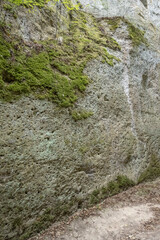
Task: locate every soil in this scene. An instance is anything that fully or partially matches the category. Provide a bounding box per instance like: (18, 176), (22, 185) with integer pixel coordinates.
(29, 178), (160, 240)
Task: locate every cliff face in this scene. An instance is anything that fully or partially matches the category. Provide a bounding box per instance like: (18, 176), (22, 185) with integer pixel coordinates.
(0, 1), (160, 239)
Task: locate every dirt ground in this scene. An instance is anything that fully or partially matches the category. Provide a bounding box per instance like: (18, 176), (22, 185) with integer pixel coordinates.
(29, 178), (160, 240)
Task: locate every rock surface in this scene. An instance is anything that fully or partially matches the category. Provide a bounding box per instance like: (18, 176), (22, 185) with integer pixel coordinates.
(29, 178), (160, 240)
(0, 0), (160, 239)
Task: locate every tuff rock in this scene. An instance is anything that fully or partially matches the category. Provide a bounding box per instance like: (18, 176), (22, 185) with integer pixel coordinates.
(0, 0), (160, 239)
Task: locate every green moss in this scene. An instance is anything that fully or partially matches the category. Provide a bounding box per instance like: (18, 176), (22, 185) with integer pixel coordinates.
(107, 17), (121, 31)
(90, 189), (101, 204)
(125, 20), (148, 46)
(3, 3), (13, 11)
(12, 217), (22, 229)
(0, 40), (87, 106)
(8, 0), (49, 8)
(3, 3), (17, 18)
(32, 214), (54, 233)
(8, 0), (79, 10)
(68, 11), (121, 52)
(71, 109), (93, 121)
(102, 48), (120, 66)
(0, 9), (121, 106)
(19, 233), (31, 240)
(138, 154), (160, 183)
(0, 34), (11, 59)
(89, 175), (135, 205)
(105, 17), (148, 47)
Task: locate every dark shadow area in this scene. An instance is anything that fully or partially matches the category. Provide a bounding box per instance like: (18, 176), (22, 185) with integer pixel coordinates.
(140, 0), (148, 8)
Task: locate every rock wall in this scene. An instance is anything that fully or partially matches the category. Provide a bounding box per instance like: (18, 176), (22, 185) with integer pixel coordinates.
(0, 0), (160, 239)
(0, 1), (68, 41)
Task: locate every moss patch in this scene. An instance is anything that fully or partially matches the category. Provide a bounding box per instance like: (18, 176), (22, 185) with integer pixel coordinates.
(3, 3), (13, 11)
(102, 17), (148, 47)
(0, 31), (88, 106)
(0, 9), (120, 106)
(8, 0), (49, 8)
(125, 20), (148, 47)
(138, 154), (160, 183)
(71, 109), (93, 121)
(106, 17), (121, 31)
(89, 175), (135, 205)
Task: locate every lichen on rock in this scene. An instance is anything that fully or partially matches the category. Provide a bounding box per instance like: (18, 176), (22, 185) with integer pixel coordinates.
(0, 1), (160, 240)
(0, 6), (121, 106)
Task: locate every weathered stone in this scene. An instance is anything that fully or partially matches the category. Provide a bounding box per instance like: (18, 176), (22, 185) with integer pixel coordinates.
(0, 1), (160, 240)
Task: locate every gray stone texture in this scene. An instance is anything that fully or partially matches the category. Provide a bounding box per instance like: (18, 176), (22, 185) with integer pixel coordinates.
(0, 0), (160, 239)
